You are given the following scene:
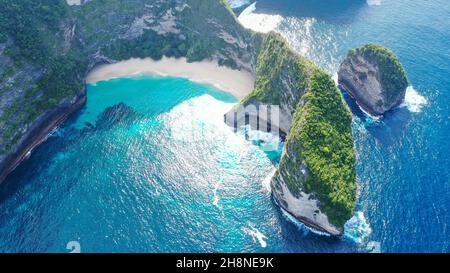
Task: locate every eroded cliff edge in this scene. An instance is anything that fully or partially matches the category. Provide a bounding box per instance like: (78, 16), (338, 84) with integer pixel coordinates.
(338, 44), (409, 116)
(228, 33), (356, 236)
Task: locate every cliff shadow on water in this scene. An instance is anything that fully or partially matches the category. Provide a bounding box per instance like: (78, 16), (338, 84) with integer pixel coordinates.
(341, 88), (414, 148)
(254, 0), (368, 24)
(0, 109), (85, 204)
(365, 110), (414, 148)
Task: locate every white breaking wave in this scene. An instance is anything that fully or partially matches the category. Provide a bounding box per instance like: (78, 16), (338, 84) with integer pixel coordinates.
(344, 211), (372, 244)
(238, 1), (256, 17)
(237, 125), (283, 153)
(279, 17), (316, 57)
(332, 72), (339, 85)
(367, 0), (382, 6)
(366, 241), (381, 253)
(212, 182), (221, 209)
(227, 0), (251, 9)
(66, 0), (81, 5)
(261, 168), (276, 194)
(237, 2), (316, 59)
(359, 102), (383, 120)
(400, 86), (427, 113)
(343, 211), (381, 252)
(242, 224), (268, 248)
(238, 2), (283, 33)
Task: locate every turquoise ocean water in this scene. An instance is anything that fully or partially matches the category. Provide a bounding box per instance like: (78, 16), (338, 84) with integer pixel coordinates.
(0, 0), (449, 252)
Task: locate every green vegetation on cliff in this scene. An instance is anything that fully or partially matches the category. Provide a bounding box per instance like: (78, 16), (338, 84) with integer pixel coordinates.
(286, 69), (356, 228)
(245, 33), (356, 228)
(100, 0), (256, 68)
(0, 0), (87, 154)
(348, 44), (409, 105)
(0, 0), (68, 61)
(242, 32), (315, 106)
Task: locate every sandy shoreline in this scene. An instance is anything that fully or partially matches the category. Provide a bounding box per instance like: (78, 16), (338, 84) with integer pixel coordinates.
(86, 57), (255, 100)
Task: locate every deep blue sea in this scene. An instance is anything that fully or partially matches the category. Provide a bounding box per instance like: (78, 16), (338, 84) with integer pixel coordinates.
(0, 0), (449, 252)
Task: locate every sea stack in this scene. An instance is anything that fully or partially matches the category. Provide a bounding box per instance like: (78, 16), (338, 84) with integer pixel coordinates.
(338, 44), (409, 116)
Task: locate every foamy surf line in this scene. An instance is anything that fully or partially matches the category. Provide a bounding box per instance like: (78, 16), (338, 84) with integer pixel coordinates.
(238, 2), (283, 33)
(242, 224), (268, 248)
(400, 86), (428, 113)
(227, 0), (251, 9)
(86, 57), (255, 100)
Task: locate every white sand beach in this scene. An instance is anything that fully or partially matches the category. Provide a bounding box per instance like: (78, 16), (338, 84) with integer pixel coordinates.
(86, 57), (255, 99)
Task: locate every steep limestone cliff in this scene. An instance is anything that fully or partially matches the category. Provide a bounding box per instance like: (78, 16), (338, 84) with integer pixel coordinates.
(225, 32), (316, 134)
(272, 69), (356, 236)
(226, 33), (356, 235)
(338, 44), (409, 116)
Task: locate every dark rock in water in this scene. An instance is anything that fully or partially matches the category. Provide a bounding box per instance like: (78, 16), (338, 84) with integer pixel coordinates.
(95, 103), (141, 130)
(84, 122), (95, 129)
(338, 44), (409, 116)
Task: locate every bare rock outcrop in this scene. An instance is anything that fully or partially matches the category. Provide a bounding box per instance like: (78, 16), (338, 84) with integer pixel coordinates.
(338, 44), (409, 116)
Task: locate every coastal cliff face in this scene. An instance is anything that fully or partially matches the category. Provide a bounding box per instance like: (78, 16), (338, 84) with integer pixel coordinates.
(338, 44), (409, 116)
(225, 32), (316, 133)
(227, 33), (356, 235)
(0, 0), (259, 183)
(272, 69), (356, 235)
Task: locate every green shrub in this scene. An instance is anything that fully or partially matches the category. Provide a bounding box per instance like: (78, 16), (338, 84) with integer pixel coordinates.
(286, 69), (356, 227)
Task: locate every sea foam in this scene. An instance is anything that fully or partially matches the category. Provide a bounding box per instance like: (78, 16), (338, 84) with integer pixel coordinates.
(344, 211), (372, 244)
(242, 224), (268, 248)
(261, 168), (276, 194)
(227, 0), (251, 9)
(238, 2), (283, 33)
(400, 86), (428, 113)
(343, 211), (381, 252)
(367, 0), (382, 6)
(212, 182), (221, 209)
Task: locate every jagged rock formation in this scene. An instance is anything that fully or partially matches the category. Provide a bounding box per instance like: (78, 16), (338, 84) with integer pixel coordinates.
(338, 44), (409, 116)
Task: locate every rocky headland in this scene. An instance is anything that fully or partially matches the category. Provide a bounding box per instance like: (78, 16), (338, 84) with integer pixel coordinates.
(226, 33), (356, 236)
